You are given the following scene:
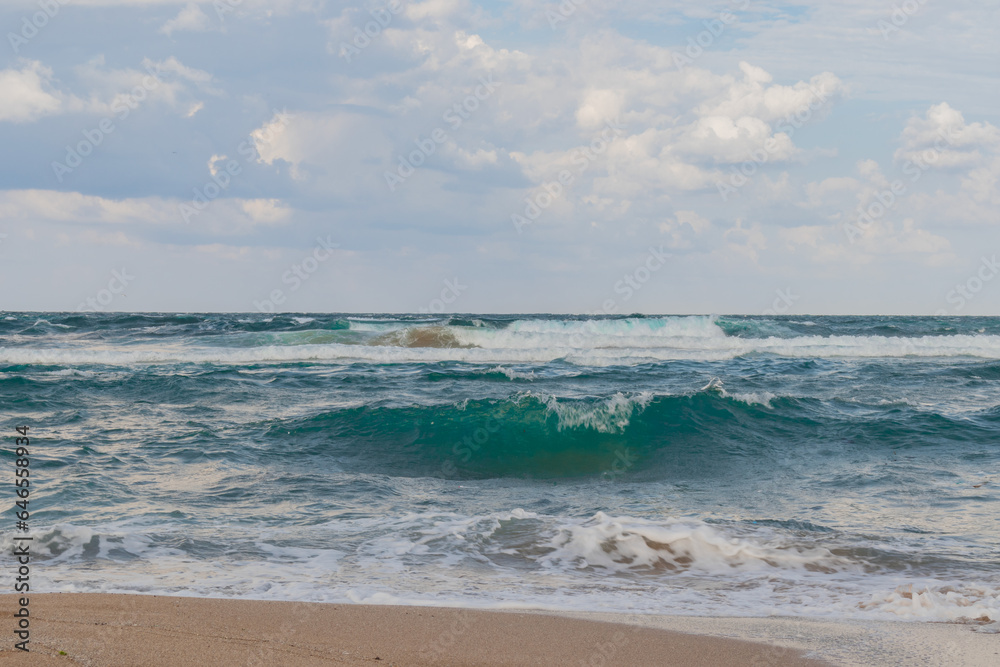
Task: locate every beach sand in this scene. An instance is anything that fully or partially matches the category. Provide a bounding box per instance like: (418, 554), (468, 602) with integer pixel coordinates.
(0, 594), (994, 666)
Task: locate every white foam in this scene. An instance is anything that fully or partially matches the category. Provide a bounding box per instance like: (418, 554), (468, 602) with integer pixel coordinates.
(41, 368), (99, 378)
(504, 316), (726, 338)
(702, 377), (776, 407)
(861, 584), (1000, 623)
(19, 514), (1000, 626)
(540, 392), (654, 432)
(31, 318), (72, 329)
(484, 366), (536, 381)
(449, 316), (727, 351)
(538, 512), (851, 574)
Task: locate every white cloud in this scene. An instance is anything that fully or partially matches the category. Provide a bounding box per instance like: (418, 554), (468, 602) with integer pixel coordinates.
(723, 219), (767, 262)
(71, 55), (219, 116)
(0, 189), (292, 236)
(0, 189), (174, 224)
(696, 64), (846, 124)
(444, 143), (498, 168)
(792, 158), (956, 265)
(240, 199), (292, 224)
(895, 102), (1000, 169)
(0, 61), (62, 122)
(674, 115), (797, 164)
(576, 89), (625, 130)
(506, 55), (844, 211)
(656, 210), (712, 249)
(802, 176), (860, 209)
(883, 104), (1000, 222)
(405, 0), (471, 22)
(160, 3), (211, 36)
(852, 217), (952, 259)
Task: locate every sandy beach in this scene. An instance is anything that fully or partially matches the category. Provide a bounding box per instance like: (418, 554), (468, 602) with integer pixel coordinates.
(1, 594), (831, 666)
(2, 594), (996, 666)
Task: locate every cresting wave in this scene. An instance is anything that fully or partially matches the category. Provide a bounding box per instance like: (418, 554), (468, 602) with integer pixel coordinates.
(538, 512), (852, 574)
(266, 391), (661, 478)
(7, 315), (1000, 365)
(258, 389), (1000, 480)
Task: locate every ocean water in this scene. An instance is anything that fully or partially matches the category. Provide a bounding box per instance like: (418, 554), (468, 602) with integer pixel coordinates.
(2, 313), (998, 627)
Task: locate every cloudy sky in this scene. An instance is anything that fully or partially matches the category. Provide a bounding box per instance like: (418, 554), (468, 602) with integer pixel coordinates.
(1, 0), (999, 314)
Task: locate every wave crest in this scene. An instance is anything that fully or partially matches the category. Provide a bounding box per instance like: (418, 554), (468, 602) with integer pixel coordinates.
(539, 512), (852, 574)
(371, 326), (474, 348)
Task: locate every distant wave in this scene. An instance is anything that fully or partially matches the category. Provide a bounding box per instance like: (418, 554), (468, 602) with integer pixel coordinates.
(7, 328), (1000, 365)
(370, 325), (473, 348)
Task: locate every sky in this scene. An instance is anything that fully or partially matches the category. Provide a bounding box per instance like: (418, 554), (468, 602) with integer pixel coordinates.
(1, 0), (999, 315)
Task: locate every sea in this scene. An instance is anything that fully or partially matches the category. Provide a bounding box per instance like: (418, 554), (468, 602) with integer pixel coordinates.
(1, 313), (998, 627)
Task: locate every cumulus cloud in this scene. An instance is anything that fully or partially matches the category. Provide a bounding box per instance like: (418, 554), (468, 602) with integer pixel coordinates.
(317, 15), (849, 217)
(0, 61), (62, 122)
(506, 56), (844, 212)
(696, 64), (846, 123)
(895, 102), (1000, 169)
(882, 104), (1000, 222)
(248, 109), (390, 188)
(793, 158), (955, 265)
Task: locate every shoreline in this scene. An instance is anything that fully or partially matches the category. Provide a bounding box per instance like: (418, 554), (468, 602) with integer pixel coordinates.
(1, 594), (996, 666)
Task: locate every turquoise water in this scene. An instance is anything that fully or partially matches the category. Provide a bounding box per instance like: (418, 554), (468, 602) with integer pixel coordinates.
(1, 313), (998, 624)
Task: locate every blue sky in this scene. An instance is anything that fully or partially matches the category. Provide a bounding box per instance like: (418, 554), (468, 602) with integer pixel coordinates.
(1, 0), (999, 314)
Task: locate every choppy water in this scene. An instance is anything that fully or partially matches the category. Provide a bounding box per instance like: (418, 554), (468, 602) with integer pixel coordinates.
(2, 313), (998, 626)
